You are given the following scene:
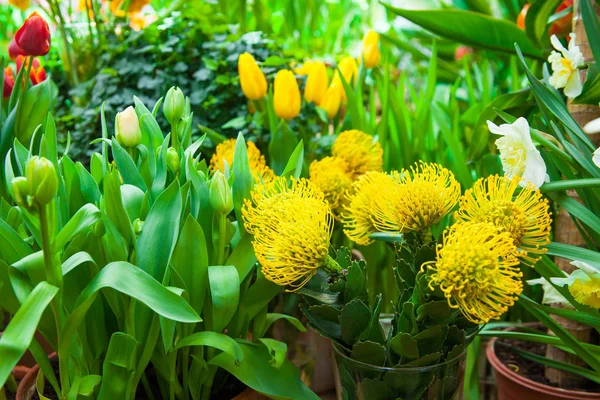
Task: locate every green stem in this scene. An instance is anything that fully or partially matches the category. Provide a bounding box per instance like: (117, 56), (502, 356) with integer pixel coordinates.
(24, 55), (33, 90)
(125, 298), (136, 338)
(130, 314), (161, 399)
(171, 120), (180, 151)
(200, 366), (217, 400)
(323, 254), (342, 273)
(48, 0), (79, 86)
(540, 178), (600, 193)
(216, 213), (227, 266)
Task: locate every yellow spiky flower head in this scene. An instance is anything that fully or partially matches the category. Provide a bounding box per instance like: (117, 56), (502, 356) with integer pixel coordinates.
(342, 171), (401, 245)
(332, 130), (383, 179)
(210, 139), (274, 184)
(423, 222), (523, 324)
(371, 162), (461, 235)
(309, 157), (353, 216)
(242, 177), (334, 289)
(455, 175), (551, 266)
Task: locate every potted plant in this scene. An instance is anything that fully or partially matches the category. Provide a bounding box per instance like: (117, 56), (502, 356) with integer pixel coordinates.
(0, 84), (318, 399)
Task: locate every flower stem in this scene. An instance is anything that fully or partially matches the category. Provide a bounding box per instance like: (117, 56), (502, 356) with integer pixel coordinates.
(323, 254), (342, 273)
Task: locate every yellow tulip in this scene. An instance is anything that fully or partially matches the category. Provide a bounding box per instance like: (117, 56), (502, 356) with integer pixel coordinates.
(294, 60), (315, 75)
(319, 85), (342, 119)
(238, 52), (268, 101)
(362, 30), (381, 68)
(305, 61), (328, 105)
(331, 57), (358, 100)
(274, 70), (301, 120)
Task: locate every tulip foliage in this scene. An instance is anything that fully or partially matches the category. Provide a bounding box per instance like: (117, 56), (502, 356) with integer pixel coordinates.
(0, 86), (319, 399)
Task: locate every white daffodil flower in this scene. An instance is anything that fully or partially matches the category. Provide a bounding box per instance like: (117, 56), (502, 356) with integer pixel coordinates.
(582, 117), (600, 168)
(550, 261), (600, 309)
(488, 117), (548, 188)
(548, 33), (584, 98)
(527, 276), (571, 307)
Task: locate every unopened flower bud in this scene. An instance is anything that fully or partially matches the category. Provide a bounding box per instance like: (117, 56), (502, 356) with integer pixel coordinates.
(26, 156), (58, 206)
(115, 106), (142, 148)
(166, 147), (180, 173)
(163, 86), (185, 125)
(133, 218), (144, 235)
(92, 220), (105, 237)
(209, 171), (233, 215)
(11, 177), (30, 208)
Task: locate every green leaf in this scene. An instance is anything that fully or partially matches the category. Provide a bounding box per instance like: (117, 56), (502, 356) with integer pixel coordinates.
(262, 313), (307, 336)
(207, 265), (240, 333)
(60, 261), (201, 363)
(171, 215), (208, 316)
(268, 121), (299, 175)
(97, 333), (138, 400)
(208, 342), (319, 400)
(258, 338), (287, 369)
(281, 140), (305, 179)
(0, 282), (58, 387)
(137, 180), (182, 281)
(390, 332), (419, 360)
(339, 299), (372, 345)
(350, 341), (386, 367)
(226, 234), (257, 282)
(176, 332), (244, 365)
(54, 204), (101, 251)
(382, 4), (543, 58)
(525, 0), (562, 47)
(103, 171), (135, 249)
(111, 138), (147, 191)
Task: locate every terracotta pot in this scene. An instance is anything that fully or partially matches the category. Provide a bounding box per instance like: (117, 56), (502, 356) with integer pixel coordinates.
(232, 388), (269, 400)
(487, 338), (600, 399)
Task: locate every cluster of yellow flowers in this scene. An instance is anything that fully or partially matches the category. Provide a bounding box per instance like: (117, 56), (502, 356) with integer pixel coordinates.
(343, 168), (552, 324)
(242, 177), (334, 289)
(237, 30), (381, 121)
(209, 138), (275, 184)
(309, 130), (383, 216)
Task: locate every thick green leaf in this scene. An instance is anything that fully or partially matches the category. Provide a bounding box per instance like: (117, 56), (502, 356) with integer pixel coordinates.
(176, 332), (244, 365)
(525, 0), (562, 47)
(97, 333), (138, 400)
(545, 242), (600, 270)
(207, 265), (240, 333)
(382, 4), (543, 58)
(232, 133), (254, 233)
(171, 215), (208, 316)
(54, 204), (101, 251)
(209, 342), (319, 400)
(268, 121), (299, 175)
(0, 281), (58, 387)
(103, 170), (135, 249)
(111, 138), (147, 191)
(226, 234), (257, 281)
(258, 338), (287, 369)
(281, 141), (305, 179)
(351, 341), (386, 367)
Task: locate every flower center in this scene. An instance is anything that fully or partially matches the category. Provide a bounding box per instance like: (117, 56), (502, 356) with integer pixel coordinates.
(484, 200), (526, 246)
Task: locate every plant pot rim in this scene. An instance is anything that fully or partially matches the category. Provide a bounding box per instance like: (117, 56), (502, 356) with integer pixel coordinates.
(486, 337), (600, 398)
(16, 353), (56, 400)
(331, 341), (467, 373)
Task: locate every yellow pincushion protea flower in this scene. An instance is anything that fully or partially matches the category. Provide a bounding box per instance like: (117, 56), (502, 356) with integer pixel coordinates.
(343, 171), (401, 246)
(371, 162), (460, 234)
(9, 0), (30, 11)
(424, 222), (523, 324)
(242, 177), (334, 289)
(110, 0), (151, 15)
(309, 157), (353, 215)
(210, 139), (274, 183)
(455, 175), (551, 266)
(332, 130), (383, 179)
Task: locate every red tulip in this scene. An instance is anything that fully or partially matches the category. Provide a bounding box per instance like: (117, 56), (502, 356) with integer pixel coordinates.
(15, 56), (47, 86)
(517, 3), (530, 30)
(3, 67), (15, 98)
(8, 37), (27, 60)
(15, 12), (51, 57)
(549, 0), (573, 37)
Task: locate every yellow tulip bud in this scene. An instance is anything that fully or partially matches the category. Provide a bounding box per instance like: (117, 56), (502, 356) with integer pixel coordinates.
(209, 171), (233, 215)
(319, 85), (342, 120)
(362, 30), (381, 68)
(331, 56), (358, 101)
(115, 106), (142, 148)
(238, 52), (268, 101)
(273, 70), (301, 120)
(305, 61), (328, 105)
(294, 60), (315, 75)
(26, 156), (58, 206)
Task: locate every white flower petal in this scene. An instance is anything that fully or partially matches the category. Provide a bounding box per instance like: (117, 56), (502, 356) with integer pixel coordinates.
(521, 149), (547, 188)
(593, 148), (600, 168)
(571, 260), (600, 277)
(528, 277), (571, 307)
(564, 69), (583, 98)
(551, 34), (567, 53)
(513, 117), (536, 150)
(584, 118), (600, 134)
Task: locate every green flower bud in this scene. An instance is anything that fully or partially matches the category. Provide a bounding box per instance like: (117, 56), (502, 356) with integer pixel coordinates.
(133, 218), (144, 235)
(209, 171), (233, 215)
(91, 220), (106, 237)
(26, 156), (58, 206)
(11, 177), (30, 208)
(163, 86), (185, 125)
(115, 106), (142, 148)
(166, 147), (180, 173)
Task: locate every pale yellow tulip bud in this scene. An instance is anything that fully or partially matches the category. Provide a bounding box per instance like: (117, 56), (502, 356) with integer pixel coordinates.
(115, 106), (142, 148)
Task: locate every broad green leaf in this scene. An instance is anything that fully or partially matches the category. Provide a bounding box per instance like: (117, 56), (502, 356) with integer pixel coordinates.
(262, 313), (307, 337)
(104, 171), (135, 249)
(382, 4), (543, 58)
(176, 332), (244, 365)
(525, 0), (562, 47)
(0, 281), (58, 387)
(258, 338), (287, 369)
(171, 215), (208, 316)
(207, 265), (240, 333)
(62, 251), (97, 276)
(111, 138), (146, 191)
(545, 242), (600, 269)
(209, 342), (319, 400)
(54, 204), (101, 251)
(60, 261), (201, 364)
(97, 333), (138, 400)
(350, 341), (386, 367)
(268, 121), (299, 175)
(0, 218), (32, 264)
(226, 234), (256, 281)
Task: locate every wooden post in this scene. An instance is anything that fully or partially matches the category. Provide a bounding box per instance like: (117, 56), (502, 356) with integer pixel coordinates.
(545, 0), (600, 388)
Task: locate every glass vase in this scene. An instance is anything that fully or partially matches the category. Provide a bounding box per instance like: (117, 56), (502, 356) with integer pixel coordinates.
(332, 342), (466, 400)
